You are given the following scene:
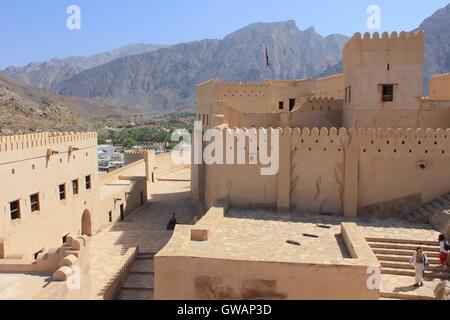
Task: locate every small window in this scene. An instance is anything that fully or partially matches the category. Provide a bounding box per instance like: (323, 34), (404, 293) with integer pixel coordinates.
(387, 63), (390, 71)
(289, 98), (296, 111)
(382, 85), (394, 102)
(109, 211), (113, 223)
(85, 175), (92, 190)
(348, 86), (352, 103)
(279, 101), (284, 110)
(72, 179), (79, 195)
(30, 193), (40, 212)
(59, 184), (66, 200)
(10, 200), (21, 220)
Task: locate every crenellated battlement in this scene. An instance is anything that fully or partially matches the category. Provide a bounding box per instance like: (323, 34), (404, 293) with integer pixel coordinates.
(295, 96), (343, 112)
(214, 127), (450, 149)
(124, 149), (153, 156)
(0, 132), (97, 153)
(343, 31), (424, 58)
(430, 72), (450, 80)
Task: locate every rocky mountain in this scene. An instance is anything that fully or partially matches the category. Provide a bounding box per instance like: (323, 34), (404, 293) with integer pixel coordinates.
(320, 4), (450, 94)
(417, 3), (450, 93)
(55, 21), (348, 113)
(3, 43), (167, 90)
(0, 72), (131, 134)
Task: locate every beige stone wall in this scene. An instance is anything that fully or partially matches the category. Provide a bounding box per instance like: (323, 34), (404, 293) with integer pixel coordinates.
(199, 127), (450, 217)
(0, 132), (157, 261)
(429, 73), (450, 100)
(357, 128), (450, 212)
(290, 97), (343, 128)
(343, 31), (424, 127)
(0, 132), (99, 259)
(156, 256), (378, 300)
(155, 220), (380, 300)
(155, 150), (190, 178)
(99, 159), (150, 224)
(314, 74), (344, 99)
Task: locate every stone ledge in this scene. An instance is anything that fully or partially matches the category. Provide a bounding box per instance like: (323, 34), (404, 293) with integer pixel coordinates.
(191, 200), (229, 242)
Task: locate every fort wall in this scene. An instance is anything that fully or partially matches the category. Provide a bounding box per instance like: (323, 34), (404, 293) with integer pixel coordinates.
(429, 73), (450, 100)
(314, 74), (344, 99)
(199, 127), (450, 217)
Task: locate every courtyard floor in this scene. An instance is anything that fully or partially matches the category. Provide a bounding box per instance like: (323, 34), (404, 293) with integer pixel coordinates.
(88, 168), (200, 299)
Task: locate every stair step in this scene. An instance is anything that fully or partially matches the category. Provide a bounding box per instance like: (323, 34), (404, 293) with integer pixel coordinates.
(377, 255), (441, 265)
(130, 259), (154, 273)
(380, 262), (445, 272)
(382, 267), (450, 280)
(369, 242), (439, 252)
(373, 248), (440, 258)
(137, 256), (155, 260)
(122, 274), (154, 290)
(366, 238), (437, 246)
(380, 292), (434, 301)
(117, 288), (154, 301)
(130, 271), (154, 275)
(137, 252), (156, 257)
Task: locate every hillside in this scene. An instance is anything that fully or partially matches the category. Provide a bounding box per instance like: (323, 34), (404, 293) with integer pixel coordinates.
(0, 72), (131, 134)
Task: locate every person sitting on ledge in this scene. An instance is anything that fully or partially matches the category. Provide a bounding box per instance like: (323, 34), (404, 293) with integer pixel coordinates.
(410, 246), (429, 287)
(439, 234), (449, 271)
(167, 213), (178, 231)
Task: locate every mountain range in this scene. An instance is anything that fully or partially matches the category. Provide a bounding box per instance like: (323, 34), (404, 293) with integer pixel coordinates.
(4, 43), (167, 91)
(3, 4), (450, 115)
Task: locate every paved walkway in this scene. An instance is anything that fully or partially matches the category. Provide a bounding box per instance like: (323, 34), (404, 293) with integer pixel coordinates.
(88, 168), (200, 299)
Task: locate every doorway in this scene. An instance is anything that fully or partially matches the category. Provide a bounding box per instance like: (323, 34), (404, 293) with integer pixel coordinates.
(120, 204), (125, 221)
(81, 209), (92, 236)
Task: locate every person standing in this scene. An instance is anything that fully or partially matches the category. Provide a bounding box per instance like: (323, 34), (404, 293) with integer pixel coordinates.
(410, 247), (429, 287)
(439, 234), (449, 270)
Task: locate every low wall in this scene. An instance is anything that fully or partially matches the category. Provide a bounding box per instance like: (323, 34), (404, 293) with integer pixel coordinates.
(32, 243), (92, 300)
(155, 150), (190, 178)
(100, 159), (146, 185)
(155, 222), (380, 300)
(102, 246), (138, 300)
(191, 201), (229, 241)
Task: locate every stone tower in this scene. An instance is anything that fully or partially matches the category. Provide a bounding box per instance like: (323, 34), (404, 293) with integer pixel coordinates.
(342, 31), (424, 128)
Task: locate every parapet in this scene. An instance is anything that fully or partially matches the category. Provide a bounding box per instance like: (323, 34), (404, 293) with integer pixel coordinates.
(430, 72), (450, 80)
(343, 31), (424, 58)
(0, 132), (97, 153)
(124, 149), (156, 166)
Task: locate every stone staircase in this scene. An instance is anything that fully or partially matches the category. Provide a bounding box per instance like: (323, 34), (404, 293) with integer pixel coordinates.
(406, 193), (450, 238)
(116, 252), (155, 300)
(366, 237), (450, 300)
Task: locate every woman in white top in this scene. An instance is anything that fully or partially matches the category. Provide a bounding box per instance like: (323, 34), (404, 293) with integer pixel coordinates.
(410, 247), (429, 287)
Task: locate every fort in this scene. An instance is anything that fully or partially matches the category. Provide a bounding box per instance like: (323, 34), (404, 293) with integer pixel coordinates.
(1, 30), (450, 300)
(158, 31), (450, 300)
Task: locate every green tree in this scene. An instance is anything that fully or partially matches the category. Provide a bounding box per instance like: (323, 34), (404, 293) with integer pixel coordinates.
(121, 137), (137, 149)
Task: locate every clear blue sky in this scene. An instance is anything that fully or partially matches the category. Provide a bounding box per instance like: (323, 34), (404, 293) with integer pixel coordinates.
(0, 0), (448, 69)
